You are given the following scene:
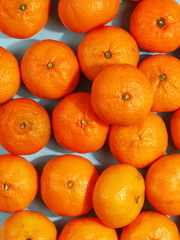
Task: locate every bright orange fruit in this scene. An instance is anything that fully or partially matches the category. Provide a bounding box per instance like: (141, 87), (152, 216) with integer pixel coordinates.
(120, 211), (180, 240)
(0, 98), (51, 155)
(109, 112), (168, 169)
(130, 0), (180, 52)
(58, 217), (118, 240)
(146, 154), (180, 216)
(77, 26), (139, 81)
(0, 210), (57, 240)
(171, 108), (180, 150)
(41, 154), (99, 217)
(21, 40), (80, 99)
(0, 154), (38, 213)
(91, 64), (153, 126)
(58, 0), (120, 33)
(93, 164), (145, 228)
(138, 54), (180, 112)
(0, 0), (51, 38)
(52, 92), (109, 153)
(0, 46), (20, 105)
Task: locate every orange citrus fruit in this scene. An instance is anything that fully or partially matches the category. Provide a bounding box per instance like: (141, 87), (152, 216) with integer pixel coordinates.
(120, 211), (180, 240)
(21, 39), (80, 99)
(0, 0), (51, 38)
(91, 64), (153, 125)
(138, 54), (180, 112)
(109, 112), (168, 169)
(93, 164), (145, 228)
(146, 154), (180, 216)
(0, 210), (57, 240)
(0, 46), (20, 105)
(171, 108), (180, 150)
(0, 98), (51, 155)
(41, 154), (99, 217)
(58, 217), (118, 240)
(0, 154), (38, 213)
(77, 26), (139, 81)
(130, 0), (180, 52)
(58, 0), (120, 33)
(52, 92), (109, 153)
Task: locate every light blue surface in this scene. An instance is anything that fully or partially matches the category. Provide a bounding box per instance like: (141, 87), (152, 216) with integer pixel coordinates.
(0, 0), (180, 236)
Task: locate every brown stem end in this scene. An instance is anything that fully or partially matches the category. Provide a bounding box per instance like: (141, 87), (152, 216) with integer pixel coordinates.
(4, 183), (9, 191)
(122, 93), (130, 101)
(104, 51), (112, 59)
(47, 62), (54, 69)
(135, 196), (140, 204)
(66, 181), (73, 188)
(157, 18), (165, 28)
(19, 4), (26, 11)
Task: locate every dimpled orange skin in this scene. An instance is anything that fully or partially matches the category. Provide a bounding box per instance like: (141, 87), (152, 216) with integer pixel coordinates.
(21, 39), (80, 99)
(109, 112), (168, 169)
(0, 210), (57, 240)
(92, 164), (145, 228)
(171, 109), (180, 150)
(91, 64), (153, 126)
(58, 217), (119, 240)
(0, 47), (20, 105)
(138, 54), (180, 112)
(0, 0), (50, 39)
(130, 0), (180, 53)
(41, 155), (99, 217)
(120, 211), (180, 240)
(58, 0), (120, 33)
(0, 98), (51, 155)
(146, 154), (180, 216)
(0, 155), (38, 213)
(52, 92), (109, 153)
(77, 26), (139, 81)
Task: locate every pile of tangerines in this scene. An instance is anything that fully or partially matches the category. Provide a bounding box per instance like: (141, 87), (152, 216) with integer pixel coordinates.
(0, 0), (180, 239)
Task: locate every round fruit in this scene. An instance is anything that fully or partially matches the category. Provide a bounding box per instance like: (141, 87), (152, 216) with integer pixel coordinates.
(0, 210), (57, 240)
(41, 154), (99, 217)
(0, 98), (51, 155)
(58, 217), (118, 240)
(146, 154), (180, 216)
(120, 211), (180, 240)
(93, 164), (145, 228)
(58, 0), (120, 33)
(0, 0), (50, 39)
(91, 64), (153, 126)
(138, 54), (180, 112)
(0, 154), (38, 213)
(171, 108), (180, 150)
(77, 26), (139, 81)
(52, 92), (109, 153)
(0, 47), (20, 104)
(130, 0), (180, 52)
(109, 112), (168, 169)
(21, 39), (80, 99)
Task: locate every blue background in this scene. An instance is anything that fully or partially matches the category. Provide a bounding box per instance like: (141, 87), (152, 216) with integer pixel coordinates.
(0, 0), (180, 236)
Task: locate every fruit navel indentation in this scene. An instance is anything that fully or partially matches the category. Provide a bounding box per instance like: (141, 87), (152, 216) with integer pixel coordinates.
(135, 196), (140, 203)
(47, 62), (54, 69)
(4, 183), (9, 191)
(157, 18), (166, 28)
(135, 135), (141, 141)
(104, 51), (112, 59)
(66, 181), (73, 188)
(81, 120), (88, 127)
(159, 73), (166, 81)
(19, 4), (26, 11)
(20, 123), (26, 129)
(122, 93), (130, 101)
